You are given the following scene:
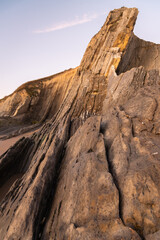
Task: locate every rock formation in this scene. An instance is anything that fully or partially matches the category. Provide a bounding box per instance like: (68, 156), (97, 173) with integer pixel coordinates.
(0, 6), (160, 240)
(0, 68), (76, 137)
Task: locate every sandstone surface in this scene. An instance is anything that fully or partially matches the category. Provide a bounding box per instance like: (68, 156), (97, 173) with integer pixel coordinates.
(0, 6), (160, 240)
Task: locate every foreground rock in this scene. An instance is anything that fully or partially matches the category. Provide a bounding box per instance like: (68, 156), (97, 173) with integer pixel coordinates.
(42, 116), (140, 240)
(0, 6), (160, 240)
(102, 66), (160, 239)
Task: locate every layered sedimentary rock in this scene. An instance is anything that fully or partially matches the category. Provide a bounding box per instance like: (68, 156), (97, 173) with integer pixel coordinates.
(1, 6), (160, 240)
(0, 68), (76, 128)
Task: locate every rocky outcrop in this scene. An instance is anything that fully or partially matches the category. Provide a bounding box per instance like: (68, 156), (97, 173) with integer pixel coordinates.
(101, 66), (160, 239)
(1, 6), (160, 240)
(80, 7), (138, 75)
(117, 34), (160, 74)
(42, 116), (140, 240)
(0, 68), (76, 126)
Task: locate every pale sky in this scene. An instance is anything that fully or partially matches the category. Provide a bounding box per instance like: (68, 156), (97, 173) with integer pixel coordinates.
(0, 0), (160, 99)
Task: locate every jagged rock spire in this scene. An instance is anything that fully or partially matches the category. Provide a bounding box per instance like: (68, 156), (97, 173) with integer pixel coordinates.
(80, 7), (138, 75)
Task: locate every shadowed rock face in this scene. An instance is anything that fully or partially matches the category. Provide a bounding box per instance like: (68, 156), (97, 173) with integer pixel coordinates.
(117, 34), (160, 74)
(1, 6), (160, 240)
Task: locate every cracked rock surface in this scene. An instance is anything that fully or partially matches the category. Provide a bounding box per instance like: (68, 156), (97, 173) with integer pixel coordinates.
(0, 6), (160, 240)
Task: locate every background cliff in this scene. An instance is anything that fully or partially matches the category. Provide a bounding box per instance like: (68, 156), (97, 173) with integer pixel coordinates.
(1, 7), (160, 240)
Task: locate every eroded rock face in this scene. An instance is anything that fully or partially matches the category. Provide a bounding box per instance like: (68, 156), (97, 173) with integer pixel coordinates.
(117, 34), (160, 74)
(42, 117), (140, 240)
(1, 6), (160, 240)
(80, 7), (138, 75)
(0, 68), (76, 127)
(102, 66), (160, 238)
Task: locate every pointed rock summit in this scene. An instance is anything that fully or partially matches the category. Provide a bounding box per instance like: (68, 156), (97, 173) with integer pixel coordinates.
(1, 7), (160, 240)
(80, 7), (138, 75)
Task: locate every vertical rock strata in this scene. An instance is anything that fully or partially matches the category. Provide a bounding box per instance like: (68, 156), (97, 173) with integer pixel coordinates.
(1, 6), (160, 240)
(80, 7), (138, 75)
(0, 68), (77, 128)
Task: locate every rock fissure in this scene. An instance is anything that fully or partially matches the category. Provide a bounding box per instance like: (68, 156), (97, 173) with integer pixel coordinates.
(104, 140), (125, 222)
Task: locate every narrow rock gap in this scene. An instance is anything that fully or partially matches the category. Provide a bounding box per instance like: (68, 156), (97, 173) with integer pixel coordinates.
(31, 153), (46, 181)
(34, 120), (71, 240)
(57, 200), (62, 216)
(100, 125), (143, 239)
(68, 117), (73, 140)
(0, 138), (34, 205)
(34, 144), (67, 240)
(100, 123), (124, 223)
(130, 117), (135, 137)
(104, 144), (124, 224)
(7, 152), (46, 226)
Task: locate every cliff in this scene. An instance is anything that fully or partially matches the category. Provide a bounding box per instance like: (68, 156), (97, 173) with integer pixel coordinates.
(0, 7), (160, 240)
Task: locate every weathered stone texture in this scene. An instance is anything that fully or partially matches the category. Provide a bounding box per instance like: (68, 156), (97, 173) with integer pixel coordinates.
(1, 6), (160, 240)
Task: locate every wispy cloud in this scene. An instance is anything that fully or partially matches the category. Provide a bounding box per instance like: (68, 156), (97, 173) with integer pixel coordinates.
(34, 13), (100, 34)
